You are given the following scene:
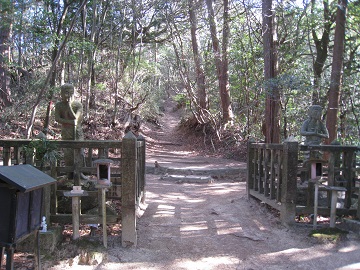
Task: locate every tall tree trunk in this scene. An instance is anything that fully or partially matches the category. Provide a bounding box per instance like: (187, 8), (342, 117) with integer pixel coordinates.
(85, 0), (109, 117)
(221, 0), (233, 123)
(0, 0), (13, 108)
(263, 0), (280, 143)
(325, 0), (347, 144)
(85, 0), (98, 118)
(189, 0), (208, 114)
(311, 0), (333, 105)
(205, 0), (233, 123)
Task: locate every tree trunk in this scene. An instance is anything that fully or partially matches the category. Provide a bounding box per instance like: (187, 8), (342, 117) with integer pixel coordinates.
(263, 0), (280, 143)
(325, 0), (347, 144)
(85, 0), (97, 118)
(189, 0), (208, 113)
(0, 0), (13, 108)
(220, 0), (233, 123)
(311, 0), (333, 105)
(205, 0), (233, 123)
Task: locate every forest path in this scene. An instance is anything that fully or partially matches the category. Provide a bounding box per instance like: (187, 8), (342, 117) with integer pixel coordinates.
(49, 97), (360, 270)
(143, 97), (246, 177)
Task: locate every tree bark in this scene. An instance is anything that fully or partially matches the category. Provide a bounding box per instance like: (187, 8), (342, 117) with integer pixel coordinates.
(311, 0), (333, 105)
(205, 0), (233, 123)
(189, 0), (208, 112)
(263, 0), (280, 143)
(0, 0), (13, 108)
(325, 0), (347, 144)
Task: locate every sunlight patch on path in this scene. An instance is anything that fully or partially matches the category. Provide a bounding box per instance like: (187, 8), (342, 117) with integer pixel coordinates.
(173, 256), (240, 270)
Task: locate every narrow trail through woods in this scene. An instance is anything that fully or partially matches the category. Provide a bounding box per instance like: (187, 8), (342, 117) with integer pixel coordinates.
(49, 98), (360, 270)
(143, 97), (246, 173)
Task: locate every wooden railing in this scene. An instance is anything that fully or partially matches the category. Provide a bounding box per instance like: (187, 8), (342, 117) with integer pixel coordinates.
(0, 132), (145, 247)
(247, 141), (360, 226)
(247, 141), (298, 226)
(297, 144), (359, 217)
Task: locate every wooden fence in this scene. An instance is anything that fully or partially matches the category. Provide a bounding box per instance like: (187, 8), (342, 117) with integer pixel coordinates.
(247, 141), (360, 226)
(0, 131), (145, 247)
(247, 141), (298, 225)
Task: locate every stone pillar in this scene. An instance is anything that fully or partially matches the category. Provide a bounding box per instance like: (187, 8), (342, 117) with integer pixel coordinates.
(121, 132), (137, 247)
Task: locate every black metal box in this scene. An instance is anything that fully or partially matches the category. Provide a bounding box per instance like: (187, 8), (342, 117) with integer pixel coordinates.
(0, 165), (56, 246)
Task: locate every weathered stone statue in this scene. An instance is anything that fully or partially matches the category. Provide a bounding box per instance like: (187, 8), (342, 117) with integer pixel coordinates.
(300, 105), (329, 146)
(55, 84), (84, 141)
(55, 84), (86, 179)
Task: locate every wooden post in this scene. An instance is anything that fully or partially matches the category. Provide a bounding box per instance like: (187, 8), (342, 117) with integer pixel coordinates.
(357, 181), (360, 219)
(74, 148), (81, 186)
(5, 247), (14, 270)
(313, 180), (319, 229)
(280, 141), (298, 226)
(137, 134), (146, 203)
(258, 147), (264, 194)
(14, 147), (21, 164)
(100, 187), (108, 248)
(264, 149), (270, 197)
(343, 150), (355, 209)
(3, 146), (11, 166)
(96, 187), (111, 248)
(25, 146), (34, 166)
(42, 185), (51, 224)
(246, 140), (255, 199)
(72, 196), (80, 240)
(63, 191), (88, 240)
(330, 189), (338, 228)
(121, 132), (137, 247)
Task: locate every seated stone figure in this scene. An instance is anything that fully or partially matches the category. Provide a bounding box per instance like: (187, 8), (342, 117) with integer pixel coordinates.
(55, 84), (86, 179)
(300, 105), (329, 172)
(300, 105), (329, 146)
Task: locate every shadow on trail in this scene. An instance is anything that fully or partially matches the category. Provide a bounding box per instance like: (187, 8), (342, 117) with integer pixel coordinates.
(100, 175), (360, 270)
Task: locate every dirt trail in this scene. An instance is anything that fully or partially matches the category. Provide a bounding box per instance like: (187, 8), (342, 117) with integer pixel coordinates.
(49, 99), (360, 270)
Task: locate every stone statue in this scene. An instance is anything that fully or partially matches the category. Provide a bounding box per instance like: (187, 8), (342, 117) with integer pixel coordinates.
(40, 216), (47, 232)
(55, 83), (84, 141)
(300, 105), (329, 146)
(55, 84), (86, 179)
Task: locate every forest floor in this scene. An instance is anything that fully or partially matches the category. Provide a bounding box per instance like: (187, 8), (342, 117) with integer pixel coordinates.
(4, 98), (360, 269)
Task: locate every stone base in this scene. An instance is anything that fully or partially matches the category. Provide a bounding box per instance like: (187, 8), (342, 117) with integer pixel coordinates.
(16, 226), (63, 253)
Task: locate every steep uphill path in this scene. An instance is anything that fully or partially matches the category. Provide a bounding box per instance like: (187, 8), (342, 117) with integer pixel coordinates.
(49, 99), (360, 270)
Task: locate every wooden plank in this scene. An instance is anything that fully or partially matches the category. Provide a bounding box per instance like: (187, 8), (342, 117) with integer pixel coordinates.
(264, 149), (270, 197)
(269, 149), (275, 199)
(300, 144), (360, 152)
(276, 150), (282, 202)
(56, 190), (99, 197)
(249, 189), (281, 211)
(50, 214), (118, 224)
(296, 206), (357, 216)
(250, 143), (284, 150)
(258, 149), (264, 194)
